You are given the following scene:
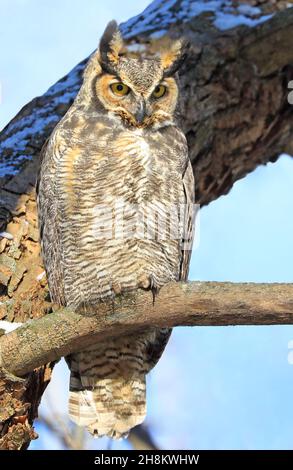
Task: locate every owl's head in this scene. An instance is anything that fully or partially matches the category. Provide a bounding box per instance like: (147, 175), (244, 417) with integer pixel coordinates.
(83, 21), (188, 129)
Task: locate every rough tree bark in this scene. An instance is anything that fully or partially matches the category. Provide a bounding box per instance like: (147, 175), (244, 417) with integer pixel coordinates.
(2, 281), (293, 377)
(0, 0), (292, 450)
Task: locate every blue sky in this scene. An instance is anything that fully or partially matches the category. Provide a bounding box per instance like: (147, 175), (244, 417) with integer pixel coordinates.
(1, 0), (293, 450)
(0, 0), (150, 130)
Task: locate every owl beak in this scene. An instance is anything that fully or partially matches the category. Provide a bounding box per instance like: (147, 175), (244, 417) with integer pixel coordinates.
(135, 100), (147, 125)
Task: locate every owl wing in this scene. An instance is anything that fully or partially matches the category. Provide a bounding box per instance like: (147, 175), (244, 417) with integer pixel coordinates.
(179, 159), (195, 281)
(147, 159), (195, 369)
(36, 137), (65, 306)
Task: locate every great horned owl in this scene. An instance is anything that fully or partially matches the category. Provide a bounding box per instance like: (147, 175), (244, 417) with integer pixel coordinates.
(37, 21), (194, 438)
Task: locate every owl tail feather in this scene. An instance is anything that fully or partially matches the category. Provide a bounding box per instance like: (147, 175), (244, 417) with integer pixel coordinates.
(66, 329), (164, 439)
(68, 375), (146, 439)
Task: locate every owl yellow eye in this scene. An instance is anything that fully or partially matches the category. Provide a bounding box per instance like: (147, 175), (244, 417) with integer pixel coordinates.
(110, 82), (130, 96)
(152, 84), (167, 99)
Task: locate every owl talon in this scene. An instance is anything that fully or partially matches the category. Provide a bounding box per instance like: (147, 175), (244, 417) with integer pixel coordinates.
(112, 281), (122, 295)
(149, 275), (159, 305)
(138, 274), (158, 305)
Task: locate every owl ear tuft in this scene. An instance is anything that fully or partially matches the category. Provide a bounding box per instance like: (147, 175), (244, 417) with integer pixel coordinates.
(99, 20), (124, 73)
(161, 39), (189, 77)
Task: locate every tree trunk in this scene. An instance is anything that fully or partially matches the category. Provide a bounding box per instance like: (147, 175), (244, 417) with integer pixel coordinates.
(0, 0), (292, 450)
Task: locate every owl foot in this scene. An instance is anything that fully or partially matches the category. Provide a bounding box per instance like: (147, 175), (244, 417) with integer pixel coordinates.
(150, 275), (159, 305)
(138, 274), (159, 305)
(111, 281), (122, 295)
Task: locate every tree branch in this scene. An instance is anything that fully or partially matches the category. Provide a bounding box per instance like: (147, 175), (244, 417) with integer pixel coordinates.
(1, 281), (293, 377)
